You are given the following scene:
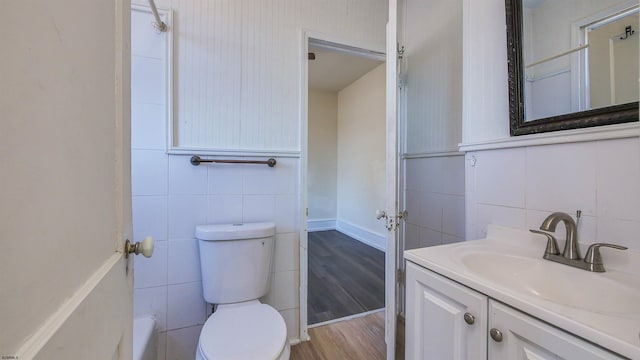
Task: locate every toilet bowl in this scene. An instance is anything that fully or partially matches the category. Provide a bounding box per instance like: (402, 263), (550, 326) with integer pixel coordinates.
(196, 301), (289, 360)
(195, 222), (290, 360)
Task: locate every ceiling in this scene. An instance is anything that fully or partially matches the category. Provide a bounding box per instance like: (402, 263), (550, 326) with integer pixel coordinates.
(308, 46), (384, 92)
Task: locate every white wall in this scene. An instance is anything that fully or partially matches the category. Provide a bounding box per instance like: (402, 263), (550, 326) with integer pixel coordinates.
(158, 0), (387, 152)
(401, 0), (466, 251)
(336, 64), (387, 249)
(308, 90), (338, 223)
(462, 0), (640, 252)
(131, 11), (300, 359)
(403, 0), (463, 154)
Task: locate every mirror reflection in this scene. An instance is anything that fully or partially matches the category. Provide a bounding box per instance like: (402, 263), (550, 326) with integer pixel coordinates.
(522, 0), (639, 122)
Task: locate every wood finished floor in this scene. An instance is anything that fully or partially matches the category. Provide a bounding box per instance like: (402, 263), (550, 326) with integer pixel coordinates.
(291, 311), (386, 360)
(308, 230), (385, 324)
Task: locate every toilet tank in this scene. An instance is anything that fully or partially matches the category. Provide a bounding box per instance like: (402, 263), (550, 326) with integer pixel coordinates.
(196, 222), (276, 304)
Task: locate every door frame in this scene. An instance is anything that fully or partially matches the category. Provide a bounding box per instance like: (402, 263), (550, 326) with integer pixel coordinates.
(298, 29), (389, 345)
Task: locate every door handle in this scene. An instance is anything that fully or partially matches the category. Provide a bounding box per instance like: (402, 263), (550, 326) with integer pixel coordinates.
(125, 237), (154, 259)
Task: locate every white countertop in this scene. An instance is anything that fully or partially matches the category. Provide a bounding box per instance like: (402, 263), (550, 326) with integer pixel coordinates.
(404, 225), (640, 359)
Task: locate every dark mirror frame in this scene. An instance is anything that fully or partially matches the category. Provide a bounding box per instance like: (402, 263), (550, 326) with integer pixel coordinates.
(505, 0), (639, 136)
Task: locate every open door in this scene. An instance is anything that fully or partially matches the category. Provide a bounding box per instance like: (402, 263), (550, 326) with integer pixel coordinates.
(385, 0), (401, 358)
(1, 1), (134, 358)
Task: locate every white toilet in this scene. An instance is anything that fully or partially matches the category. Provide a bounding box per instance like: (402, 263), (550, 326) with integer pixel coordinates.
(194, 222), (290, 360)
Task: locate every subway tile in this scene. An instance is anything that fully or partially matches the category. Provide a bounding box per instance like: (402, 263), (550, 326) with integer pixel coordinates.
(207, 163), (243, 195)
(168, 195), (208, 239)
(207, 195), (243, 225)
(133, 195), (167, 242)
(442, 234), (464, 245)
(275, 195), (298, 233)
(131, 102), (166, 150)
(275, 158), (299, 195)
(131, 56), (165, 105)
(526, 142), (596, 216)
(131, 150), (168, 196)
(475, 148), (526, 208)
(597, 217), (640, 250)
(262, 270), (298, 311)
(165, 325), (203, 360)
(168, 155), (208, 195)
(167, 282), (207, 330)
(404, 224), (422, 251)
(442, 195), (465, 238)
(243, 195), (276, 223)
(596, 138), (640, 221)
(168, 239), (202, 285)
(134, 286), (167, 331)
(134, 241), (168, 289)
(404, 190), (421, 227)
(273, 233), (299, 272)
(280, 308), (300, 341)
(419, 227), (442, 248)
(244, 165), (278, 194)
(441, 155), (466, 196)
(421, 193), (443, 231)
(475, 204), (526, 239)
(156, 331), (167, 360)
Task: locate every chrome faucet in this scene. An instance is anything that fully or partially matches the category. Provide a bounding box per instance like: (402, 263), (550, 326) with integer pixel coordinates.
(540, 212), (580, 259)
(530, 211), (628, 272)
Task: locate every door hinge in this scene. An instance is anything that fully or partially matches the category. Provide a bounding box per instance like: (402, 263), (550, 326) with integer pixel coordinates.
(397, 44), (405, 59)
(397, 268), (405, 286)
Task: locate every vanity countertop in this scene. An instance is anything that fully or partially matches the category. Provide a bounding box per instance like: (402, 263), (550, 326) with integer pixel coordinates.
(405, 225), (640, 359)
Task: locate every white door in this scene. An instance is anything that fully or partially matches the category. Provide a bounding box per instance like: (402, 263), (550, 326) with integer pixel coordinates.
(385, 0), (401, 358)
(0, 1), (133, 359)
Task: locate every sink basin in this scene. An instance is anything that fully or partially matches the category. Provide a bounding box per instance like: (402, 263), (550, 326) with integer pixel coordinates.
(461, 252), (640, 316)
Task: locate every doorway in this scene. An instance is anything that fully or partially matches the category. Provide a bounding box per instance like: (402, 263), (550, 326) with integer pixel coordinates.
(303, 38), (387, 330)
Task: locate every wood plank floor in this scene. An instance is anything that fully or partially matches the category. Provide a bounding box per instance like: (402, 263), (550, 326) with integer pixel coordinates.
(291, 311), (386, 360)
(308, 230), (385, 324)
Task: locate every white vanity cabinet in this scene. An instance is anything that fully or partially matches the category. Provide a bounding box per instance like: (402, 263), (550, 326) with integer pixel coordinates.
(405, 261), (487, 359)
(406, 261), (624, 360)
(488, 300), (623, 360)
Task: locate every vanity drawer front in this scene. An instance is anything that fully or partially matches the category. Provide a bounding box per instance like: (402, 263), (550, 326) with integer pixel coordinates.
(488, 300), (625, 360)
(406, 261), (488, 360)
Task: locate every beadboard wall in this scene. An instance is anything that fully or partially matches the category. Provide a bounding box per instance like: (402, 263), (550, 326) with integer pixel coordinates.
(143, 0), (387, 152)
(402, 0), (463, 155)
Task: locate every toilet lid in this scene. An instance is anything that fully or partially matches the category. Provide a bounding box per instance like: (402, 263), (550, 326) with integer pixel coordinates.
(198, 302), (287, 360)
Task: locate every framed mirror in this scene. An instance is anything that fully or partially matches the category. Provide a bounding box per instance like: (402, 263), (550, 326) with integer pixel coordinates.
(506, 0), (639, 136)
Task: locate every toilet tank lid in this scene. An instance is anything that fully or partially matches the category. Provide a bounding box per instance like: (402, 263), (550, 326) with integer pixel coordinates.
(196, 222), (275, 241)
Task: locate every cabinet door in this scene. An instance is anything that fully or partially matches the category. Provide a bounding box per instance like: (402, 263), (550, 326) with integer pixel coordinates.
(406, 262), (488, 360)
(488, 300), (624, 360)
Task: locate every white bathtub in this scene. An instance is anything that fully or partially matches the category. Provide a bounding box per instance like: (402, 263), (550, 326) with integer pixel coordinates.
(133, 316), (157, 360)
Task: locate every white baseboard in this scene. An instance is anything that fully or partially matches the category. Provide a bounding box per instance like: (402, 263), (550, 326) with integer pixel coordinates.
(336, 220), (386, 252)
(307, 219), (336, 232)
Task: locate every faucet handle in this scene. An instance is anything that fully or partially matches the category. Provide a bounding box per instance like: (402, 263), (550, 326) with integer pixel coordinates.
(530, 229), (560, 255)
(584, 243), (628, 267)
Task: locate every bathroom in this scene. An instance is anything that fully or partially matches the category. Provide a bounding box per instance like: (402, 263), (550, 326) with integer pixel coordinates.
(1, 0), (638, 359)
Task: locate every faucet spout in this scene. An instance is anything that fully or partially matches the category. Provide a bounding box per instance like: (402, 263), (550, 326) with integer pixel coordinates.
(540, 212), (579, 260)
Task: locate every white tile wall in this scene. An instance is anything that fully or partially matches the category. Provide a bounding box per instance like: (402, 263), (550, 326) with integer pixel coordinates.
(403, 155), (466, 250)
(466, 137), (640, 251)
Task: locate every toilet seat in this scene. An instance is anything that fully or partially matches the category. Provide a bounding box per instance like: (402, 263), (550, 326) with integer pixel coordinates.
(197, 301), (287, 360)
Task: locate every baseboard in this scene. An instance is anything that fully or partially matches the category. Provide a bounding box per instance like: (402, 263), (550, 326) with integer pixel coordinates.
(336, 220), (386, 252)
(307, 219), (336, 232)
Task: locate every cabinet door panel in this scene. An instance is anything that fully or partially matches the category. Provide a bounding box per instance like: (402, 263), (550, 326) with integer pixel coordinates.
(406, 262), (488, 360)
(488, 300), (624, 360)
